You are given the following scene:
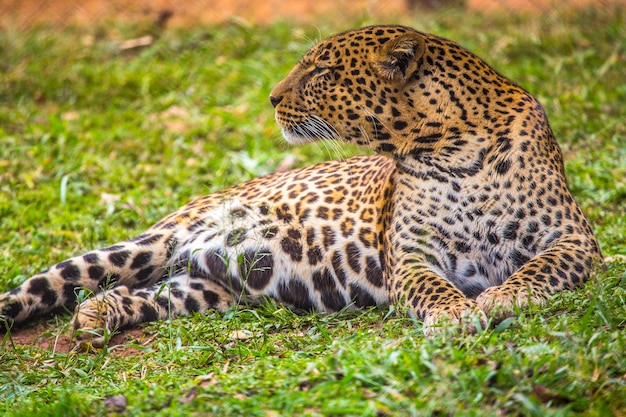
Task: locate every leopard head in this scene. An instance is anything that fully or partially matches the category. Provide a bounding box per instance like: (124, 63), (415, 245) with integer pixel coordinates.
(270, 25), (536, 161)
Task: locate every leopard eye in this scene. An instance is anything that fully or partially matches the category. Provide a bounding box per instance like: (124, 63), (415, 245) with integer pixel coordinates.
(309, 65), (326, 76)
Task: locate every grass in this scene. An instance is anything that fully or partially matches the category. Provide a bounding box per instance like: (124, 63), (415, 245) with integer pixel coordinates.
(1, 5), (626, 416)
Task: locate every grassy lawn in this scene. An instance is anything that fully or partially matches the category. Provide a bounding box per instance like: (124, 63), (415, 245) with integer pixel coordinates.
(1, 6), (625, 416)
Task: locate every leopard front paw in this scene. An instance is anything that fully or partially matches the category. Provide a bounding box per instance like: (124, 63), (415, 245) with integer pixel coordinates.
(422, 300), (488, 337)
(476, 285), (546, 322)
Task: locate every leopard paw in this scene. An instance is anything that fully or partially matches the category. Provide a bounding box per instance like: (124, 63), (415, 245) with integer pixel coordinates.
(422, 300), (488, 337)
(71, 296), (114, 350)
(0, 299), (17, 329)
(476, 285), (546, 322)
(0, 293), (28, 326)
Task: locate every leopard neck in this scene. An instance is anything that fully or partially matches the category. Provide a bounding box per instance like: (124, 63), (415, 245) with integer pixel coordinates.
(391, 87), (556, 183)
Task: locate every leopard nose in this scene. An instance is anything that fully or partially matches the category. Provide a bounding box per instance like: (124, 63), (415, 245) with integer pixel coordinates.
(269, 95), (283, 108)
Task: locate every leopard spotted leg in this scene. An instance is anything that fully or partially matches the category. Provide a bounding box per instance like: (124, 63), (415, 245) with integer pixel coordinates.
(0, 230), (173, 327)
(384, 173), (489, 336)
(476, 236), (601, 321)
(72, 274), (234, 348)
(391, 259), (488, 336)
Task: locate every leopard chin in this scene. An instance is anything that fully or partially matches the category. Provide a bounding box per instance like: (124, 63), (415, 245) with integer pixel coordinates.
(276, 113), (341, 145)
(280, 127), (314, 145)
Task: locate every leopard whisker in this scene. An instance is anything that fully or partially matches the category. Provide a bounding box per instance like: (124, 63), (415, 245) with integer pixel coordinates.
(309, 114), (341, 141)
(308, 115), (349, 159)
(357, 125), (374, 149)
(307, 116), (348, 160)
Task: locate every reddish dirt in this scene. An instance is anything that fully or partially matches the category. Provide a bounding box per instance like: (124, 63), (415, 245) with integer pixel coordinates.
(6, 325), (151, 357)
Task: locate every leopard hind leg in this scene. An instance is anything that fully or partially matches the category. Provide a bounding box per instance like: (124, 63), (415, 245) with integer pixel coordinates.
(72, 241), (269, 348)
(0, 230), (174, 327)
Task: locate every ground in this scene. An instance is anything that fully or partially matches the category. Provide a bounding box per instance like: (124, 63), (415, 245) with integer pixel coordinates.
(6, 326), (147, 357)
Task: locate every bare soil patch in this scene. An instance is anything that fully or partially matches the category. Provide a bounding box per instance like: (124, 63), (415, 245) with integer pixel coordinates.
(6, 325), (150, 358)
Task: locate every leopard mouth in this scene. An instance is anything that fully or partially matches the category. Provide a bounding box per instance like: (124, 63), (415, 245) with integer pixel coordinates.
(280, 127), (314, 145)
(278, 115), (341, 145)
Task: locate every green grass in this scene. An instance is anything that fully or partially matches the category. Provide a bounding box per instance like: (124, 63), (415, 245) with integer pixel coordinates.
(1, 6), (626, 416)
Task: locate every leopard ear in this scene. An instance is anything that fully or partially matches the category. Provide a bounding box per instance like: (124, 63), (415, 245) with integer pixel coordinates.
(373, 33), (425, 82)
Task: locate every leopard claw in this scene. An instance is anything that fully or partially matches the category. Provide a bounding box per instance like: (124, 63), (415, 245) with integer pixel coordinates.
(476, 285), (546, 322)
(422, 301), (488, 337)
(71, 297), (112, 351)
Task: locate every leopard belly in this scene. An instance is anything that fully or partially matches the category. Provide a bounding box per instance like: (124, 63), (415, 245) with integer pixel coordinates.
(168, 197), (390, 313)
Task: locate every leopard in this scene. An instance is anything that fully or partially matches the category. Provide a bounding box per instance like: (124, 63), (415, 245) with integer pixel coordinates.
(0, 25), (602, 349)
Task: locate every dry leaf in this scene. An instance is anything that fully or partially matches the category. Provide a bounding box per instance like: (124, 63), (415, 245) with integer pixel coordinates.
(193, 373), (218, 388)
(119, 36), (153, 51)
(103, 394), (127, 412)
(532, 384), (572, 405)
(229, 330), (254, 340)
(362, 389), (378, 398)
(276, 155), (297, 172)
(61, 111), (79, 121)
(179, 387), (198, 404)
